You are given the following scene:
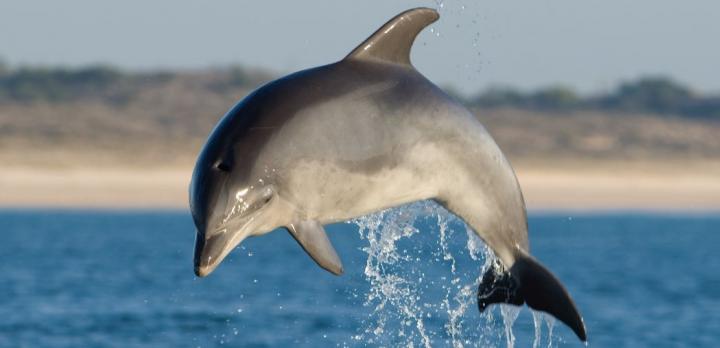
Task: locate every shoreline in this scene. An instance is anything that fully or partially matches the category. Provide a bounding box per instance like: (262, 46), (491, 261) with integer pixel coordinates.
(1, 165), (719, 212)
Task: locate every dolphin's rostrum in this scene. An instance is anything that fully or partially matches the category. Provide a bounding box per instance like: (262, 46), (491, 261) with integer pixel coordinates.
(189, 8), (587, 342)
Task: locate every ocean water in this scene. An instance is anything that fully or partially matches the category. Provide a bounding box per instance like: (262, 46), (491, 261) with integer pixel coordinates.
(1, 205), (718, 347)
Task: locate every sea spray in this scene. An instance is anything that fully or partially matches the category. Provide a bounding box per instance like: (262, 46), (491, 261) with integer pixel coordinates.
(349, 201), (542, 347)
(500, 305), (521, 348)
(351, 203), (433, 347)
(532, 311), (543, 348)
(545, 314), (557, 348)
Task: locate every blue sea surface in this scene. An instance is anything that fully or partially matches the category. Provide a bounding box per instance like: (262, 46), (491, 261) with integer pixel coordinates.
(0, 208), (718, 347)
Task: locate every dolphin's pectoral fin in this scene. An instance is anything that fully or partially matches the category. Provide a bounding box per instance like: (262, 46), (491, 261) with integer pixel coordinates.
(345, 7), (439, 66)
(287, 221), (344, 276)
(478, 251), (587, 342)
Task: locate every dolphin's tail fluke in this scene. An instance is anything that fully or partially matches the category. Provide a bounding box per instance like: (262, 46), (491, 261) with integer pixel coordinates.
(477, 250), (587, 342)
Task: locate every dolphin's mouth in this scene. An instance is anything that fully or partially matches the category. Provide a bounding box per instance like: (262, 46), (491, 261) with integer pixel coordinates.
(195, 224), (250, 277)
(193, 203), (267, 277)
(194, 224), (245, 277)
(194, 230), (225, 277)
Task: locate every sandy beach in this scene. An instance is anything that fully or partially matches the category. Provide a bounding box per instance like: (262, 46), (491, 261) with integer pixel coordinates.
(0, 167), (189, 209)
(516, 168), (720, 212)
(2, 162), (718, 212)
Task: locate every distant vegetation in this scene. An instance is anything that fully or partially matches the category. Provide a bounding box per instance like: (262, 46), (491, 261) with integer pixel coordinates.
(0, 64), (270, 104)
(0, 65), (126, 102)
(459, 77), (720, 119)
(1, 63), (719, 119)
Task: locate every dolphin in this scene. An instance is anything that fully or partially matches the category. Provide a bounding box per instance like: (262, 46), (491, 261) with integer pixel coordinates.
(189, 7), (586, 341)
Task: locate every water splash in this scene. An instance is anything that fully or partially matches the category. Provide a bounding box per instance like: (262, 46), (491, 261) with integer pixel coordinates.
(351, 203), (435, 347)
(531, 310), (565, 348)
(532, 311), (542, 348)
(545, 315), (557, 348)
(500, 305), (520, 348)
(349, 201), (541, 347)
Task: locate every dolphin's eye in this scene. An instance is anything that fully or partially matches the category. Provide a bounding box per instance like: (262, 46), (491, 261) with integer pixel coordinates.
(214, 148), (235, 173)
(214, 160), (231, 172)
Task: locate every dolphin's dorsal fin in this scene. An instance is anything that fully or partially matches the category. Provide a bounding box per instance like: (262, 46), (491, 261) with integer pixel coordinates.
(287, 220), (344, 276)
(345, 7), (439, 66)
